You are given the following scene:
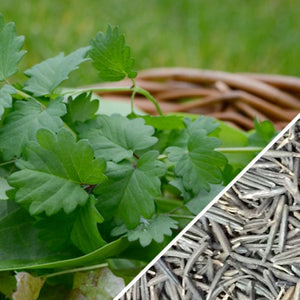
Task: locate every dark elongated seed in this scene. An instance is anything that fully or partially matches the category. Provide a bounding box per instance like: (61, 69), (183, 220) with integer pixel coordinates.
(210, 220), (231, 256)
(278, 204), (289, 252)
(206, 261), (230, 300)
(156, 259), (182, 287)
(183, 242), (208, 276)
(262, 196), (285, 262)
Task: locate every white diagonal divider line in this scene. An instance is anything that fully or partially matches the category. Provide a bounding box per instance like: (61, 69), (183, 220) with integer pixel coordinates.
(114, 113), (300, 300)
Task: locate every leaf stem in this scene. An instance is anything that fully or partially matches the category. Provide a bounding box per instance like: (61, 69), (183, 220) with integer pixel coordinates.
(216, 146), (263, 153)
(0, 159), (16, 167)
(64, 86), (135, 95)
(44, 263), (108, 278)
(134, 86), (163, 116)
(166, 214), (195, 219)
(63, 84), (163, 116)
(14, 88), (31, 100)
(130, 79), (137, 115)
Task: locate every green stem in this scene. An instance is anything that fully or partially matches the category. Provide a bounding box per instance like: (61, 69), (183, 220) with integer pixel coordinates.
(158, 154), (167, 160)
(134, 86), (163, 116)
(130, 79), (137, 114)
(216, 146), (263, 153)
(14, 88), (32, 100)
(63, 84), (163, 116)
(44, 263), (108, 278)
(166, 214), (195, 219)
(0, 159), (16, 167)
(64, 86), (135, 95)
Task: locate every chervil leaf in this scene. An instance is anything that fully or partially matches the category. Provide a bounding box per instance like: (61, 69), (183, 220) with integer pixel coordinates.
(0, 97), (66, 160)
(112, 215), (178, 247)
(76, 114), (157, 162)
(71, 196), (106, 254)
(0, 207), (128, 271)
(142, 115), (185, 131)
(95, 151), (166, 229)
(0, 14), (26, 81)
(248, 117), (276, 147)
(89, 25), (137, 81)
(8, 128), (106, 216)
(0, 85), (16, 120)
(23, 47), (90, 97)
(166, 127), (227, 195)
(35, 210), (78, 252)
(184, 115), (220, 136)
(38, 196), (107, 254)
(63, 92), (99, 125)
(0, 208), (61, 265)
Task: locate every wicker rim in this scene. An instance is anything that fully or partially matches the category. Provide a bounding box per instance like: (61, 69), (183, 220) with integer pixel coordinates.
(94, 67), (300, 130)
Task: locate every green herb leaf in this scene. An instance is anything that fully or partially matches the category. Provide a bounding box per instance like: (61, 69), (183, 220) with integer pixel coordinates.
(95, 151), (166, 229)
(0, 97), (66, 160)
(8, 128), (106, 216)
(248, 117), (276, 147)
(35, 210), (78, 252)
(0, 14), (26, 81)
(89, 25), (137, 81)
(36, 196), (106, 255)
(112, 215), (178, 247)
(23, 47), (90, 97)
(0, 207), (129, 271)
(0, 84), (16, 120)
(184, 115), (220, 136)
(76, 114), (157, 162)
(63, 92), (99, 125)
(166, 119), (227, 194)
(0, 208), (61, 268)
(71, 196), (107, 254)
(142, 115), (185, 131)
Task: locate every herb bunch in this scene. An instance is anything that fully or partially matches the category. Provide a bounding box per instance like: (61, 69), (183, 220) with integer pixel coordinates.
(0, 14), (276, 297)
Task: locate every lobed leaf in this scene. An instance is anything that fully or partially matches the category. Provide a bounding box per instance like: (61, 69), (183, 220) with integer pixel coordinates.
(0, 14), (26, 81)
(95, 151), (166, 229)
(166, 117), (227, 195)
(248, 117), (276, 147)
(0, 97), (66, 160)
(112, 215), (178, 247)
(89, 25), (137, 81)
(71, 196), (107, 254)
(63, 92), (99, 125)
(36, 196), (106, 255)
(8, 128), (106, 216)
(23, 47), (90, 97)
(76, 114), (157, 162)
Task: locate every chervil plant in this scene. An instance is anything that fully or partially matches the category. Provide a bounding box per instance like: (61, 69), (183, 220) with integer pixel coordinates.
(0, 14), (276, 298)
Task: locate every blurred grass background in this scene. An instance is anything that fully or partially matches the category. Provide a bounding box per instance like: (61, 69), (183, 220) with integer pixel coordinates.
(0, 0), (299, 86)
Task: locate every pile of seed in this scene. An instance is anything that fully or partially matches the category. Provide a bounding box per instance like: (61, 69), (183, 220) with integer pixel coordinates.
(120, 119), (300, 300)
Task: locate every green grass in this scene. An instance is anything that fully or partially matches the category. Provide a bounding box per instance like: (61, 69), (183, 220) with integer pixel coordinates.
(1, 0), (299, 87)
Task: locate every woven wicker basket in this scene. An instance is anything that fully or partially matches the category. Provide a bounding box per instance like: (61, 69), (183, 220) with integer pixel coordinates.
(94, 67), (300, 131)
